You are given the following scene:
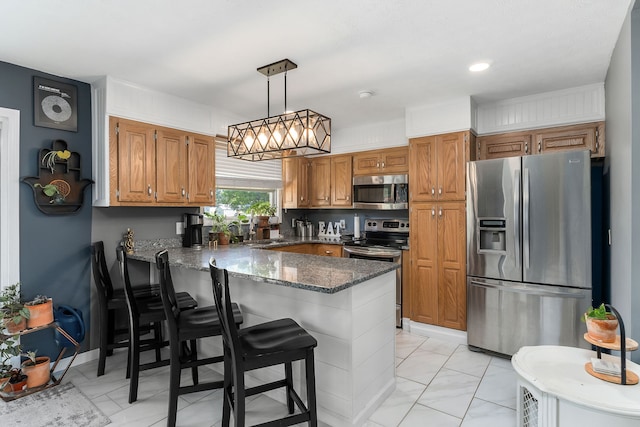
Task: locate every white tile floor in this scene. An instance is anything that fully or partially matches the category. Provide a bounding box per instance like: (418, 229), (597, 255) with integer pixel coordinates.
(62, 329), (517, 426)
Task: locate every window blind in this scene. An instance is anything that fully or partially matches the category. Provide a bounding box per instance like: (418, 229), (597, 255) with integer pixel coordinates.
(215, 140), (282, 189)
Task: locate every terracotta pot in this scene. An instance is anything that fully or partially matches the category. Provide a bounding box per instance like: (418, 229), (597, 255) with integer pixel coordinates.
(585, 313), (618, 343)
(217, 232), (230, 245)
(9, 375), (28, 392)
(256, 216), (270, 228)
(3, 316), (27, 333)
(21, 356), (50, 388)
(26, 298), (54, 328)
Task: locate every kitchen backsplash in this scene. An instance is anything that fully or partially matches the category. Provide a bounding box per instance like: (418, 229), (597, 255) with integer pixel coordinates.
(281, 208), (409, 237)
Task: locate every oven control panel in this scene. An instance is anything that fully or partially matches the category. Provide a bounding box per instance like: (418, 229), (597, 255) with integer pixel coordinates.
(364, 218), (409, 233)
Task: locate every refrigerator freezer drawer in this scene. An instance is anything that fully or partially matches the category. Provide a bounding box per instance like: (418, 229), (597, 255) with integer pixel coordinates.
(467, 277), (591, 356)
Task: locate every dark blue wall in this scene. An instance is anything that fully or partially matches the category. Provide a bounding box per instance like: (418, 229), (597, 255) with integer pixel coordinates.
(0, 61), (92, 356)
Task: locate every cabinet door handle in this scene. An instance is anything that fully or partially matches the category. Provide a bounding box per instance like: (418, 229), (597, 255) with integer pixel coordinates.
(538, 141), (542, 152)
(381, 161), (385, 168)
(431, 208), (435, 216)
(300, 196), (304, 201)
(431, 187), (435, 195)
(210, 189), (213, 198)
(524, 142), (528, 154)
(376, 161), (380, 168)
(346, 195), (350, 200)
(438, 187), (442, 195)
(439, 208), (442, 217)
(181, 188), (185, 197)
(325, 250), (332, 255)
(147, 185), (152, 196)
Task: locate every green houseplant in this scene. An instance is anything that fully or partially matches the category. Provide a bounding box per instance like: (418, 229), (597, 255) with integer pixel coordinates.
(20, 350), (50, 389)
(205, 212), (234, 245)
(248, 202), (276, 228)
(583, 303), (618, 343)
(0, 333), (22, 390)
(0, 283), (30, 333)
(33, 183), (64, 204)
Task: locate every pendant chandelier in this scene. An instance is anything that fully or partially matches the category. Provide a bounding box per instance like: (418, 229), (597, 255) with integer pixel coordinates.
(227, 59), (331, 161)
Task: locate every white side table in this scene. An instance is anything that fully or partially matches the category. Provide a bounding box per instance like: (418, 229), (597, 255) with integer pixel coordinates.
(512, 345), (640, 427)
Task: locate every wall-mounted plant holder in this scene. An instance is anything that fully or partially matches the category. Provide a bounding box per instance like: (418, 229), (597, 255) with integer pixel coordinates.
(22, 139), (93, 215)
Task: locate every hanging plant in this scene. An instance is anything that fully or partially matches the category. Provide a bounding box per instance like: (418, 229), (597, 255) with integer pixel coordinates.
(42, 149), (71, 174)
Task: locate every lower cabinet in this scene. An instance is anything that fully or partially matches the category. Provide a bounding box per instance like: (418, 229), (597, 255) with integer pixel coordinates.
(409, 201), (466, 330)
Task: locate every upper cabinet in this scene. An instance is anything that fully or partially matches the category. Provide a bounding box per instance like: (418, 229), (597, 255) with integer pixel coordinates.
(409, 131), (471, 202)
(309, 154), (353, 208)
(109, 116), (215, 207)
(282, 157), (311, 209)
(353, 147), (409, 176)
(475, 121), (605, 160)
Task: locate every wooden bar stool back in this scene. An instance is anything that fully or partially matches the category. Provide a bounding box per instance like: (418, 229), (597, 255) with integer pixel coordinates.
(155, 249), (243, 427)
(209, 259), (318, 427)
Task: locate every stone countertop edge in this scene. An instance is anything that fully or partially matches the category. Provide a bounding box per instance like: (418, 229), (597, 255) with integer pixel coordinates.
(130, 238), (398, 294)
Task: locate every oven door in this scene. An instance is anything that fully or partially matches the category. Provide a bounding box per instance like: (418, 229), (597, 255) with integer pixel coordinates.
(343, 246), (403, 327)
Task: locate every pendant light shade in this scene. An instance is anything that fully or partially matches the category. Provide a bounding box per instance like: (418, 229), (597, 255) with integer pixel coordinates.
(227, 59), (331, 161)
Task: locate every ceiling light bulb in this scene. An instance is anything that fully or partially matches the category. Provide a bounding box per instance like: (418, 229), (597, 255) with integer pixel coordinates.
(469, 62), (490, 72)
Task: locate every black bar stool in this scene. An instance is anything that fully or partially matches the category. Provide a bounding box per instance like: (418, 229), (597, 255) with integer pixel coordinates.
(155, 249), (243, 427)
(209, 259), (318, 427)
(116, 246), (198, 404)
(90, 241), (155, 377)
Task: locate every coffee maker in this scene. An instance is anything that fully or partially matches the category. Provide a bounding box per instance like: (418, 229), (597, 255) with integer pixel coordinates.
(182, 213), (204, 249)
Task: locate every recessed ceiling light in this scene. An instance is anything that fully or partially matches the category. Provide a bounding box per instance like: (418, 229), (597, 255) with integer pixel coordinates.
(359, 90), (374, 99)
(469, 62), (490, 72)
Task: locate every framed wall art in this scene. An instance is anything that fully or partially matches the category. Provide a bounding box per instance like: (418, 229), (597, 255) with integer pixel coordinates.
(33, 76), (78, 132)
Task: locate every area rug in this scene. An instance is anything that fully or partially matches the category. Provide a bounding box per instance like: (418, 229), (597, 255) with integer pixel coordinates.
(0, 382), (110, 426)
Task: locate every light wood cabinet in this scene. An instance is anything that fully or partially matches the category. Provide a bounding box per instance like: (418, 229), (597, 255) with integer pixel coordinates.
(475, 131), (531, 160)
(475, 121), (605, 160)
(353, 147), (409, 176)
(409, 131), (471, 202)
(409, 201), (466, 330)
(282, 157), (311, 208)
(268, 243), (342, 257)
(534, 122), (605, 157)
(330, 155), (353, 207)
(109, 116), (215, 206)
(310, 157), (332, 207)
(309, 155), (352, 208)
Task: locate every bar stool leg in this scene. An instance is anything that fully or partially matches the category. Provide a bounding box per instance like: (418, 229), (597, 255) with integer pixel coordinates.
(167, 340), (181, 427)
(222, 349), (232, 427)
(98, 307), (109, 376)
(285, 362), (294, 414)
(306, 349), (317, 427)
(129, 320), (141, 403)
(234, 372), (246, 427)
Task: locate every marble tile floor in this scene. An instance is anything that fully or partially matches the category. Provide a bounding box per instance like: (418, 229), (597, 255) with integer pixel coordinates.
(58, 329), (517, 426)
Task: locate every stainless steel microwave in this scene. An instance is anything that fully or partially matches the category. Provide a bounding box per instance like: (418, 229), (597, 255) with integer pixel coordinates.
(353, 174), (409, 210)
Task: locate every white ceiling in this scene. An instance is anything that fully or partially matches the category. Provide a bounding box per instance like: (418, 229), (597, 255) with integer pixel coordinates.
(1, 0), (633, 130)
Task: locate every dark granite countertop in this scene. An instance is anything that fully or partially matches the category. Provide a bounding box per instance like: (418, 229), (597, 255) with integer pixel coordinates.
(129, 238), (398, 294)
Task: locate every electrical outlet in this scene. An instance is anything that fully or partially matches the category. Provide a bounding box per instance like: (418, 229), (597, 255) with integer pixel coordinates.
(339, 219), (346, 229)
(176, 222), (184, 235)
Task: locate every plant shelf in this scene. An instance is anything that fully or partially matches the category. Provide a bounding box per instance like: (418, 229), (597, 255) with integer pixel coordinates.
(0, 321), (80, 401)
(583, 304), (638, 386)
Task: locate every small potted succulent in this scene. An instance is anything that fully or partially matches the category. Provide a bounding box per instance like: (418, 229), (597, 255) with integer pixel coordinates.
(0, 283), (30, 333)
(33, 183), (64, 204)
(583, 303), (618, 343)
(7, 368), (27, 392)
(25, 295), (54, 329)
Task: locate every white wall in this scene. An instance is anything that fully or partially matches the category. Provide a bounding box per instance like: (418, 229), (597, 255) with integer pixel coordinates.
(605, 6), (639, 360)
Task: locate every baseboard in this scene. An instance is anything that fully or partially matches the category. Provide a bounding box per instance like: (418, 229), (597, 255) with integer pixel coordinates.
(402, 319), (467, 346)
(54, 348), (100, 373)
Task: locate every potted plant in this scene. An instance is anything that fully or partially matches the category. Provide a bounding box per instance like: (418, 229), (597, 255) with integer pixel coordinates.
(583, 303), (618, 343)
(21, 350), (50, 389)
(0, 283), (30, 333)
(7, 367), (27, 392)
(248, 202), (276, 228)
(205, 212), (233, 245)
(0, 333), (22, 390)
(25, 295), (54, 329)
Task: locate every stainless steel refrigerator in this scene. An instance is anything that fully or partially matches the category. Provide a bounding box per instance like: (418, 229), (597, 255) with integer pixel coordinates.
(466, 150), (592, 356)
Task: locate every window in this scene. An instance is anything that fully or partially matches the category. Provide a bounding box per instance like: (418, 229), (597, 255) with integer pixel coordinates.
(203, 187), (279, 221)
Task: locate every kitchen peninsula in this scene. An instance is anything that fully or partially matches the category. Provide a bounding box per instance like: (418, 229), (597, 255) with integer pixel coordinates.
(129, 240), (398, 427)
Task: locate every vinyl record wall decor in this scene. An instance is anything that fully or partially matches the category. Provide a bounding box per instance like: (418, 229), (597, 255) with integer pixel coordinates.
(33, 76), (78, 132)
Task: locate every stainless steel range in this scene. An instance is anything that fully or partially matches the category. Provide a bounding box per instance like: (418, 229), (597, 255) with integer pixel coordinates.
(343, 218), (409, 327)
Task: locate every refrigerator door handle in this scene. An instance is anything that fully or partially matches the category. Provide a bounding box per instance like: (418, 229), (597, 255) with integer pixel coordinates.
(514, 170), (521, 269)
(468, 279), (587, 298)
(523, 167), (530, 270)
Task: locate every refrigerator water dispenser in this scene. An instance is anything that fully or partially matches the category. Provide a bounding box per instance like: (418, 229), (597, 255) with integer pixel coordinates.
(478, 218), (506, 253)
